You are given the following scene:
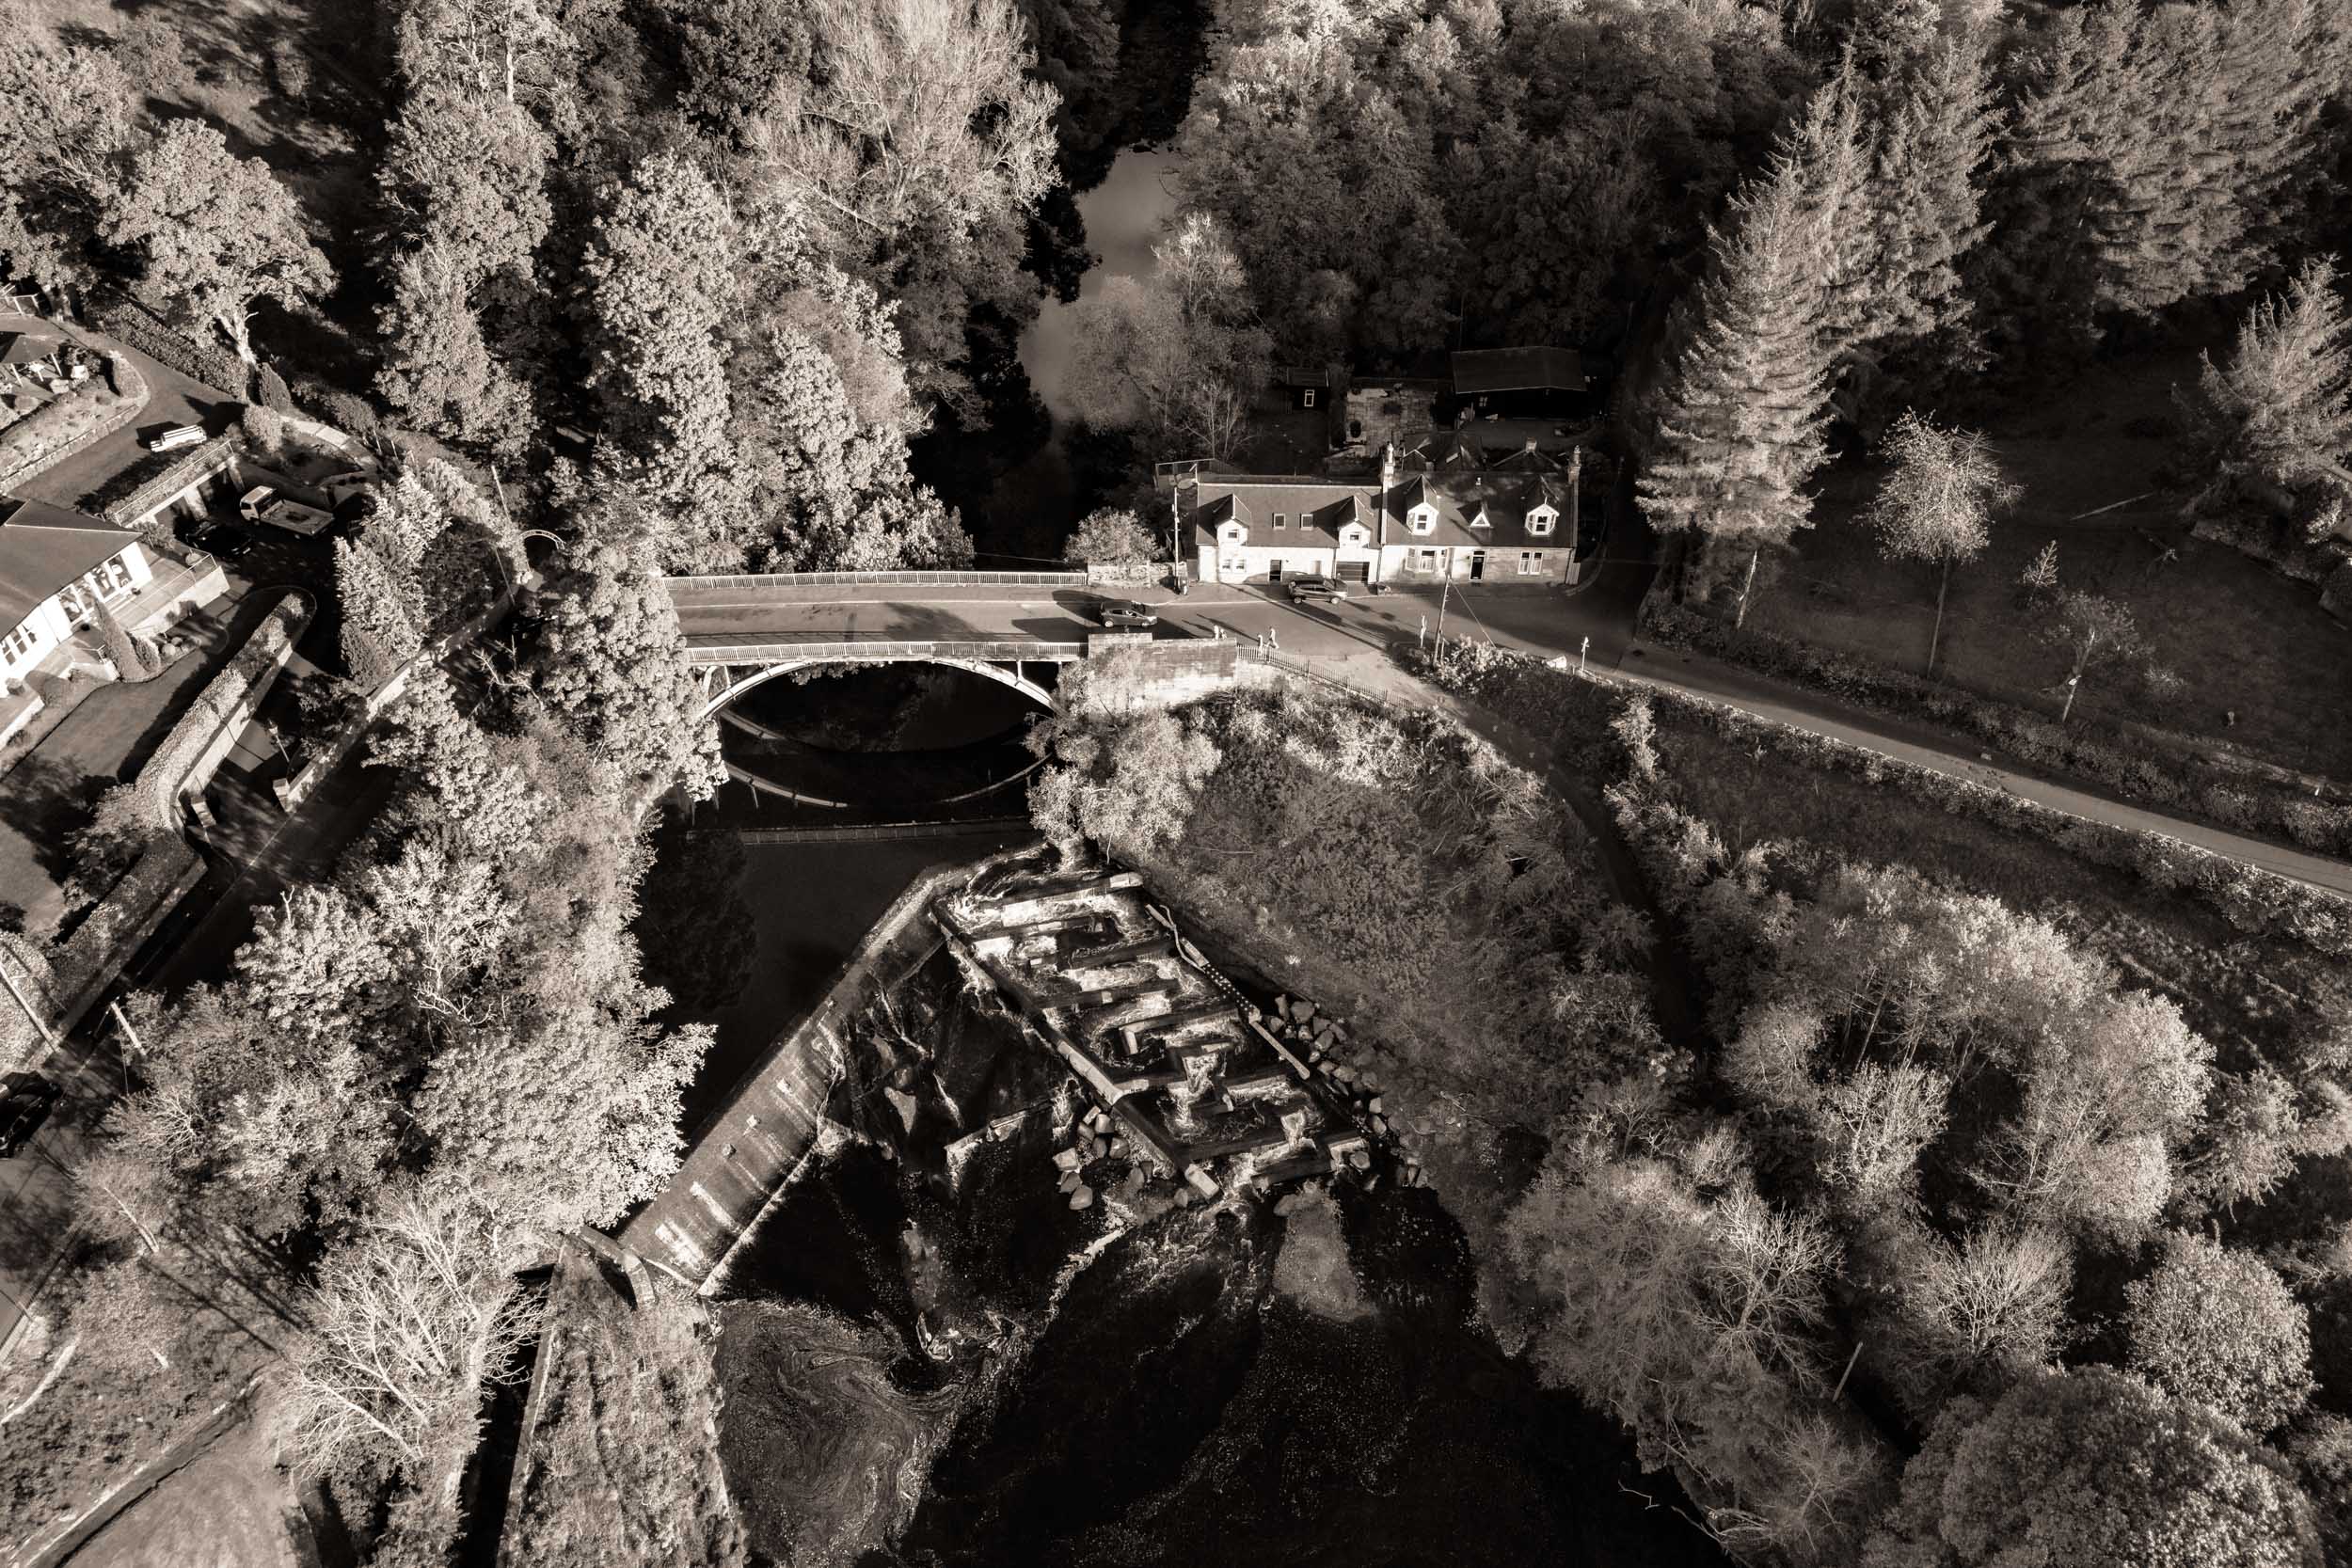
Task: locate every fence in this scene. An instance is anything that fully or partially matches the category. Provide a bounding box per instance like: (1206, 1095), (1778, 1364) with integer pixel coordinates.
(683, 636), (1088, 666)
(667, 568), (1090, 591)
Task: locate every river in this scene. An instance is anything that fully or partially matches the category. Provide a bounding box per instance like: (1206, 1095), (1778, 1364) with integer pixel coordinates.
(1019, 149), (1183, 432)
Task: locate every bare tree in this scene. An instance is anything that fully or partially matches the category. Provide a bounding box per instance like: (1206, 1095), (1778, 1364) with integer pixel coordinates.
(2041, 590), (2145, 721)
(278, 1184), (531, 1479)
(1867, 411), (2019, 673)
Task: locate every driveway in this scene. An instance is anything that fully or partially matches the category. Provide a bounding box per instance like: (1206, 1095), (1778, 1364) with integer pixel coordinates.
(0, 585), (278, 937)
(0, 313), (244, 517)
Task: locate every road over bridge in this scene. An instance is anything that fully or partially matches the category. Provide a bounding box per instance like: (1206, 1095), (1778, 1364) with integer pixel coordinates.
(668, 570), (1142, 716)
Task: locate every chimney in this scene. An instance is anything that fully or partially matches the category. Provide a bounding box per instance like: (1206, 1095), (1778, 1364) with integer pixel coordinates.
(1523, 437), (1539, 453)
(1566, 446), (1582, 553)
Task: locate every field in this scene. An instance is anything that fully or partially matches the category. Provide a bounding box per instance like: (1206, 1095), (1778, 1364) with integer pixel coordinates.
(65, 1423), (295, 1568)
(1745, 351), (2352, 778)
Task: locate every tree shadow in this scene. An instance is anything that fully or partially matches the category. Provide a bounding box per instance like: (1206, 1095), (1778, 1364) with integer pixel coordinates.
(0, 753), (106, 885)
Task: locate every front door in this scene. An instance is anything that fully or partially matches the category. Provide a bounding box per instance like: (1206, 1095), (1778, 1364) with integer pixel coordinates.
(1267, 559), (1284, 582)
(1469, 550), (1486, 581)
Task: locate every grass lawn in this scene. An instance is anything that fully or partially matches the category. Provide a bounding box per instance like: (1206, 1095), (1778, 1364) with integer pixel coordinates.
(65, 1422), (295, 1568)
(1747, 350), (2352, 778)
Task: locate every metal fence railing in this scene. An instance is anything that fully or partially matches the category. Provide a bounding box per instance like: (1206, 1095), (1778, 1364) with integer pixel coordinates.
(683, 636), (1089, 666)
(667, 569), (1089, 592)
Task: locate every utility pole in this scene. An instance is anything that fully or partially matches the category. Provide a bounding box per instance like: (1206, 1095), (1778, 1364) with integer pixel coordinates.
(0, 942), (54, 1052)
(2061, 673), (2080, 723)
(1734, 547), (1759, 629)
(1580, 635), (1590, 675)
(1435, 575), (1453, 644)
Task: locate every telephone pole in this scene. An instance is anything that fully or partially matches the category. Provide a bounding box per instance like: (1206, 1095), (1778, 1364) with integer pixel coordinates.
(0, 942), (54, 1052)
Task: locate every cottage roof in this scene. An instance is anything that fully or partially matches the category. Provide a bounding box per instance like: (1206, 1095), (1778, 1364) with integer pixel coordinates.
(1188, 471), (1574, 551)
(1273, 363), (1331, 388)
(1451, 346), (1585, 395)
(0, 498), (135, 629)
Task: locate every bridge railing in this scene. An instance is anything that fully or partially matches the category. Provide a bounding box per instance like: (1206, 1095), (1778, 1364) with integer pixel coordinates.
(684, 635), (1088, 665)
(667, 569), (1090, 591)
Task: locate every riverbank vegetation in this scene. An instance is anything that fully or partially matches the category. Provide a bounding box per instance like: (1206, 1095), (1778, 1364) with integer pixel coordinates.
(1392, 640), (2352, 1563)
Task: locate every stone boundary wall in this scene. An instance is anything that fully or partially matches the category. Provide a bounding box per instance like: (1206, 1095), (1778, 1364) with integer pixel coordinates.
(0, 360), (150, 492)
(103, 438), (241, 529)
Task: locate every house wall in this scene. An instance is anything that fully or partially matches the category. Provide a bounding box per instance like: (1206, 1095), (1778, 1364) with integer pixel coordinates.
(1, 542), (153, 683)
(1377, 541), (1571, 583)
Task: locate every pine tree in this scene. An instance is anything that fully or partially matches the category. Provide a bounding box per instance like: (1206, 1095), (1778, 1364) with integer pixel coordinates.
(2185, 255), (2352, 509)
(90, 598), (152, 680)
(1638, 153), (1835, 562)
(336, 535), (422, 689)
(1868, 36), (1995, 353)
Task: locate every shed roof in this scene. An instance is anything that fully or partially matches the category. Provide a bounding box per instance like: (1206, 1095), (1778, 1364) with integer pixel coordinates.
(1451, 346), (1586, 395)
(0, 498), (135, 629)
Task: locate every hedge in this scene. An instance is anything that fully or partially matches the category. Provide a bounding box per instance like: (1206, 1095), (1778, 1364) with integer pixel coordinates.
(129, 593), (310, 831)
(1414, 640), (2352, 960)
(1641, 602), (2352, 858)
(48, 835), (200, 1009)
(87, 302), (249, 397)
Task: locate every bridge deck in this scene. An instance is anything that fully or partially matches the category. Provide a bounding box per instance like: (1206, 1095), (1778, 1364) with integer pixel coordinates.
(682, 634), (1088, 666)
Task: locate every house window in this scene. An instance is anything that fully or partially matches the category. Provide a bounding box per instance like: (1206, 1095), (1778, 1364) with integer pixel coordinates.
(1528, 510), (1555, 537)
(1414, 548), (1438, 572)
(1518, 551), (1544, 575)
(1408, 508), (1436, 535)
(1301, 388), (1316, 408)
(86, 555), (132, 599)
(1, 622), (35, 668)
(1273, 513), (1287, 530)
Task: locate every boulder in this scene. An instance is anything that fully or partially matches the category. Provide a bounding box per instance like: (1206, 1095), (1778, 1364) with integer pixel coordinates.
(1334, 1065), (1358, 1084)
(1053, 1148), (1082, 1172)
(1108, 1137), (1128, 1158)
(1368, 1096), (1384, 1116)
(884, 1087), (920, 1134)
(1347, 1148), (1371, 1170)
(1070, 1185), (1095, 1210)
(1091, 1135), (1110, 1160)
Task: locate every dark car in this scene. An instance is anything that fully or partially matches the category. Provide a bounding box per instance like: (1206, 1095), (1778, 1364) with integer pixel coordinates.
(188, 521), (253, 562)
(0, 1075), (61, 1158)
(1096, 599), (1158, 629)
(1286, 574), (1348, 602)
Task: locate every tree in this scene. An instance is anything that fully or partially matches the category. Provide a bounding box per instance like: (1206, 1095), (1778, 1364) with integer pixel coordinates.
(525, 535), (725, 802)
(103, 120), (334, 369)
(1062, 507), (1161, 568)
(0, 33), (136, 294)
(1866, 412), (2018, 674)
(2183, 257), (2352, 514)
(578, 152), (751, 570)
(2041, 591), (2145, 722)
(2125, 1234), (2314, 1433)
(735, 325), (969, 571)
(1868, 1221), (2072, 1418)
(89, 599), (155, 681)
(1062, 213), (1271, 460)
(1862, 1368), (2320, 1568)
(279, 1182), (532, 1480)
(336, 536), (423, 691)
(375, 239), (536, 456)
(1639, 150), (1836, 575)
(1027, 709), (1221, 866)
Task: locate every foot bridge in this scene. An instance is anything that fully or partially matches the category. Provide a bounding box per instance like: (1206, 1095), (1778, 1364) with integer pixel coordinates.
(664, 568), (1238, 721)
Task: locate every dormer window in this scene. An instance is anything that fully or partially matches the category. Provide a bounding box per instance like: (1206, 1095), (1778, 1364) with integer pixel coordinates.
(1220, 521), (1247, 543)
(1527, 506), (1557, 537)
(1407, 505), (1437, 535)
(1468, 507), (1492, 531)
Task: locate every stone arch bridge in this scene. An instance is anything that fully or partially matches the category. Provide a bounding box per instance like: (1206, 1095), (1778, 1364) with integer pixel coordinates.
(668, 567), (1229, 719)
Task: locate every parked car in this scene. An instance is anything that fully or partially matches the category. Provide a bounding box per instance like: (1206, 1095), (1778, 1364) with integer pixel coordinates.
(319, 468), (379, 505)
(187, 520), (252, 562)
(145, 423), (205, 452)
(239, 485), (335, 536)
(0, 1075), (61, 1158)
(1095, 599), (1158, 629)
(1287, 574), (1348, 602)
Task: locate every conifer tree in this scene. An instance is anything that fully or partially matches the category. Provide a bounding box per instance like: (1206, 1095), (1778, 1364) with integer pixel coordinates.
(89, 598), (152, 681)
(336, 535), (422, 690)
(1868, 36), (1995, 355)
(2185, 255), (2352, 509)
(1639, 154), (1835, 563)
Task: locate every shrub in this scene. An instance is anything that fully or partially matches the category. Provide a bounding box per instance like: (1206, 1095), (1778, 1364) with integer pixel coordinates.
(255, 364), (294, 414)
(239, 404), (284, 455)
(90, 600), (155, 682)
(87, 303), (247, 397)
(29, 673), (67, 704)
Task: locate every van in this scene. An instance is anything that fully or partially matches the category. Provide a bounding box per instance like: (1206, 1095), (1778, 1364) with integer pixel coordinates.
(145, 424), (204, 453)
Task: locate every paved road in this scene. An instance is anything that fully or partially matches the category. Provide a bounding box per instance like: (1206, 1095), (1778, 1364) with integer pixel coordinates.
(672, 569), (2352, 898)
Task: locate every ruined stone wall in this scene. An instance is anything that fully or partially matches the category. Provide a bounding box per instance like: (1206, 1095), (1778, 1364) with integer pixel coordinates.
(1066, 635), (1242, 715)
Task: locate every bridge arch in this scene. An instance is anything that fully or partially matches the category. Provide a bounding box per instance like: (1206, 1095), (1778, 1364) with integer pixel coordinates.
(697, 654), (1058, 722)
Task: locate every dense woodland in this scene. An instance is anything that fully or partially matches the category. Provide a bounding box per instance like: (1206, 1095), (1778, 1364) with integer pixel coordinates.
(6, 0), (2352, 1562)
